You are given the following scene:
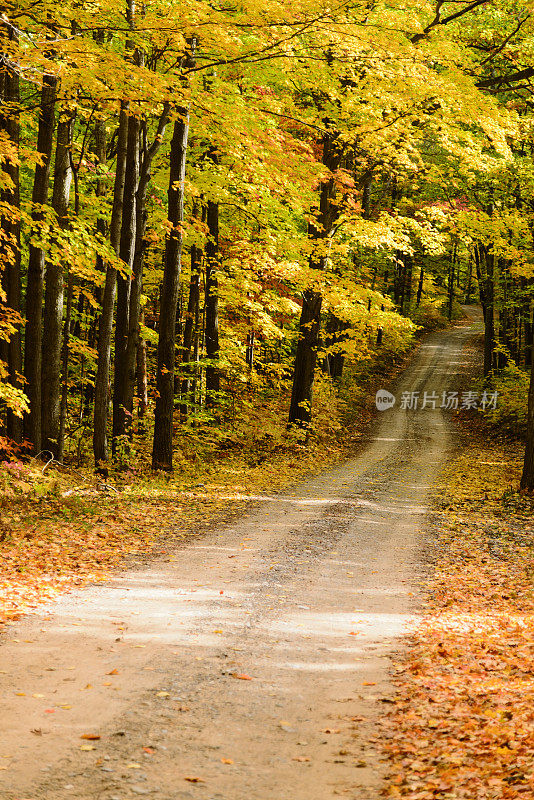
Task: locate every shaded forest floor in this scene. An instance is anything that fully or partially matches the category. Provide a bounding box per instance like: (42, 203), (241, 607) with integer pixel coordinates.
(0, 345), (414, 626)
(383, 416), (534, 799)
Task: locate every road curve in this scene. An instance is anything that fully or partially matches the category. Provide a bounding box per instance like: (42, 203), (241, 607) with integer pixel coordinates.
(0, 310), (482, 800)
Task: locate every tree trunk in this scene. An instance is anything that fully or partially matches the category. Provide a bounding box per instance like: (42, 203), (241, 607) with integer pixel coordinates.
(289, 290), (323, 425)
(93, 102), (129, 469)
(323, 313), (346, 380)
(205, 200), (220, 406)
(42, 113), (74, 458)
(447, 241), (457, 321)
(0, 29), (22, 441)
(525, 308), (533, 367)
(112, 110), (140, 456)
(152, 108), (190, 471)
(136, 310), (148, 432)
(58, 272), (74, 460)
(288, 133), (340, 428)
(121, 106), (171, 444)
(416, 266), (424, 306)
(403, 253), (413, 313)
(23, 74), (57, 452)
(480, 245), (495, 376)
(180, 227), (202, 417)
(464, 254), (473, 303)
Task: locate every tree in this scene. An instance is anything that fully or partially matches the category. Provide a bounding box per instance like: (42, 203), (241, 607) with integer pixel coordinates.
(152, 106), (190, 471)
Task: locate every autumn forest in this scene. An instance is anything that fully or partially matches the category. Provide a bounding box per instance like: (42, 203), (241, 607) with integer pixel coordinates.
(1, 1), (534, 799)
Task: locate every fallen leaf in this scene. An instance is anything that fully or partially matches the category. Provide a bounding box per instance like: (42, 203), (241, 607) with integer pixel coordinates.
(80, 745), (96, 751)
(233, 673), (252, 680)
(184, 776), (206, 783)
(80, 734), (100, 741)
(221, 758), (234, 764)
(107, 669), (119, 675)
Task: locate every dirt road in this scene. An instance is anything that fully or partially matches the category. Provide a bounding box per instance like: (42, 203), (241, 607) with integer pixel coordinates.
(0, 312), (481, 800)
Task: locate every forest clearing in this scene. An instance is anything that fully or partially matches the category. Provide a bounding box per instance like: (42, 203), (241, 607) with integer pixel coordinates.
(1, 0), (534, 798)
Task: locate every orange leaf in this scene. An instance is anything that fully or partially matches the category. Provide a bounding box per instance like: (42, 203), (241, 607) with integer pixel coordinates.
(233, 673), (252, 680)
(221, 758), (234, 764)
(80, 734), (100, 741)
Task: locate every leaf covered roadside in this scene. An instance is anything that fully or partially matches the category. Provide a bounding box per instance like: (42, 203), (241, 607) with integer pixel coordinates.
(383, 434), (534, 800)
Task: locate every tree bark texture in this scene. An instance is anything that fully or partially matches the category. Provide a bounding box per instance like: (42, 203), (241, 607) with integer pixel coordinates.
(42, 113), (74, 458)
(112, 110), (139, 455)
(152, 108), (189, 470)
(93, 103), (129, 468)
(288, 133), (340, 427)
(0, 29), (23, 441)
(205, 200), (220, 406)
(180, 222), (202, 417)
(23, 74), (57, 452)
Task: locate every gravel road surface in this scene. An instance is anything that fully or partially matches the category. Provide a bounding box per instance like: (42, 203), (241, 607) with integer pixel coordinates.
(0, 311), (482, 800)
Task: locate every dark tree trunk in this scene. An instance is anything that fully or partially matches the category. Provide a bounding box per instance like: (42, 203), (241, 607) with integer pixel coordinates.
(323, 313), (346, 380)
(246, 330), (255, 370)
(403, 254), (413, 312)
(475, 241), (501, 371)
(361, 171), (372, 219)
(480, 245), (495, 376)
(289, 133), (340, 428)
(525, 309), (533, 368)
(416, 266), (424, 306)
(121, 106), (171, 443)
(93, 102), (128, 468)
(474, 244), (486, 322)
(23, 74), (57, 452)
(393, 252), (403, 307)
(82, 115), (107, 414)
(289, 290), (323, 425)
(136, 310), (148, 431)
(42, 113), (74, 458)
(0, 29), (22, 441)
(112, 110), (140, 455)
(58, 272), (74, 460)
(205, 200), (220, 406)
(152, 108), (190, 471)
(464, 254), (473, 303)
(180, 225), (202, 417)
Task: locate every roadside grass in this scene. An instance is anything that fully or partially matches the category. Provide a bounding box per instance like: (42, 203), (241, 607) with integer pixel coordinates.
(0, 344), (414, 626)
(383, 424), (534, 800)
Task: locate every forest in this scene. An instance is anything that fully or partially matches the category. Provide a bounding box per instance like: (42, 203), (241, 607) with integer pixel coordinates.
(1, 3), (534, 799)
(2, 0), (534, 483)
